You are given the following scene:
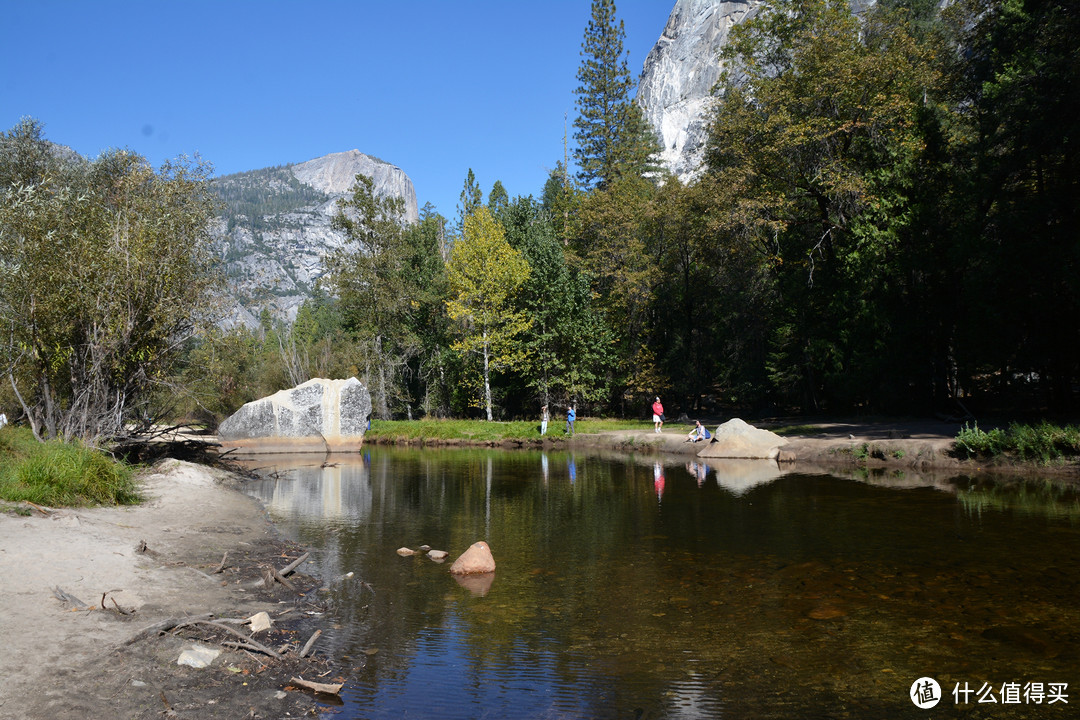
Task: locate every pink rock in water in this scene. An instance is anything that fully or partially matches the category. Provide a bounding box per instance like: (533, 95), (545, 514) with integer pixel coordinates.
(449, 541), (496, 575)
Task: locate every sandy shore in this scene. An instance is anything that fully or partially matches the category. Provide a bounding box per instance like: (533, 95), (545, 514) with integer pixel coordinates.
(0, 459), (327, 719)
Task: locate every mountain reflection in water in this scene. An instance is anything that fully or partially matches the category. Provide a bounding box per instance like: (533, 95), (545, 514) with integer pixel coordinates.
(237, 448), (1080, 720)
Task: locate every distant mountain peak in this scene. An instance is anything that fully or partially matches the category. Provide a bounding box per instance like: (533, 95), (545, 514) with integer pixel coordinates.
(291, 149), (414, 206)
(212, 149), (420, 328)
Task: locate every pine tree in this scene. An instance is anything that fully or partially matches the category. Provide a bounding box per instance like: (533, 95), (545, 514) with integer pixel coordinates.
(455, 168), (483, 236)
(573, 0), (659, 189)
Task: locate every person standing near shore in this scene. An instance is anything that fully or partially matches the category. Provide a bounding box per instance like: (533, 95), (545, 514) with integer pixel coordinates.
(540, 405), (549, 435)
(652, 397), (665, 434)
(566, 405), (576, 435)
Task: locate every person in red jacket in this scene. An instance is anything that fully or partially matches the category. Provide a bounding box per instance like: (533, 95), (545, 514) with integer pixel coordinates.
(652, 397), (664, 434)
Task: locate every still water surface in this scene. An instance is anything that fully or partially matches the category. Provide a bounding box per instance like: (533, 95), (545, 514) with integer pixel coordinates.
(239, 448), (1080, 719)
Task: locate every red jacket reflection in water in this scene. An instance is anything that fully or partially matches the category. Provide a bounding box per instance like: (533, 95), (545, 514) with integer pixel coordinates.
(653, 461), (665, 500)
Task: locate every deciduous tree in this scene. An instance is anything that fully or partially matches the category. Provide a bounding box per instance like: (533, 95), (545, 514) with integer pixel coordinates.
(446, 206), (532, 420)
(0, 118), (219, 441)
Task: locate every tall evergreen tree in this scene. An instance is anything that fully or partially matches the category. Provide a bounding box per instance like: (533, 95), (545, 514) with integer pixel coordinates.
(328, 174), (417, 419)
(573, 0), (659, 189)
(455, 168), (483, 236)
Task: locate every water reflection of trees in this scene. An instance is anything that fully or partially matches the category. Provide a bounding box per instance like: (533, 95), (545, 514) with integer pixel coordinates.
(242, 449), (1080, 718)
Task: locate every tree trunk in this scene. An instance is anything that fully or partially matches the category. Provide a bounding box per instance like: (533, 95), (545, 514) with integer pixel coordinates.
(375, 335), (389, 419)
(482, 331), (492, 421)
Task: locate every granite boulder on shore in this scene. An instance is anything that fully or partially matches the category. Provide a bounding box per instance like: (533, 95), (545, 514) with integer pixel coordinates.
(697, 418), (788, 459)
(217, 377), (371, 453)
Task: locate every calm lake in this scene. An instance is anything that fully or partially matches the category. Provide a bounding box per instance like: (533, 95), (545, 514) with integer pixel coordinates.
(239, 448), (1080, 719)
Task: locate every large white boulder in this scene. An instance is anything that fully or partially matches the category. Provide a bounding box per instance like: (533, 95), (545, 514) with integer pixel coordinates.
(217, 377), (371, 454)
(697, 418), (788, 459)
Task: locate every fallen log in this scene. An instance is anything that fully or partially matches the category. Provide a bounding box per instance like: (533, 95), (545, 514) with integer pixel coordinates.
(291, 676), (343, 695)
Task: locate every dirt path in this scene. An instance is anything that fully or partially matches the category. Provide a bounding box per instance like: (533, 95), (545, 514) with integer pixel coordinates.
(0, 459), (330, 719)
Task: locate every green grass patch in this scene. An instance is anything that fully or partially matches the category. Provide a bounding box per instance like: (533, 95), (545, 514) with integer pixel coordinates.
(956, 421), (1080, 464)
(366, 417), (657, 443)
(0, 426), (141, 507)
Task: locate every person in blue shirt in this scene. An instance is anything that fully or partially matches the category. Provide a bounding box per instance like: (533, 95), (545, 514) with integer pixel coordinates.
(565, 405), (576, 435)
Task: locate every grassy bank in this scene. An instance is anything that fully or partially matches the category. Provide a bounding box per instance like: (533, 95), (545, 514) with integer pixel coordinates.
(366, 417), (657, 443)
(956, 422), (1080, 464)
(0, 426), (141, 507)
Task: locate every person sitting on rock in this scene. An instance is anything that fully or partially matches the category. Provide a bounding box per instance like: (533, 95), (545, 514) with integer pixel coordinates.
(686, 420), (711, 443)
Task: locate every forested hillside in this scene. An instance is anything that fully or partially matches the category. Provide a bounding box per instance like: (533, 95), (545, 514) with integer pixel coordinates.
(180, 0), (1080, 425)
(214, 165), (329, 234)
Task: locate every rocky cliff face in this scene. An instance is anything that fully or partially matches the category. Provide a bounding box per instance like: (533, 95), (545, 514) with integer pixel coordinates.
(637, 0), (878, 182)
(212, 151), (418, 328)
(636, 0), (765, 183)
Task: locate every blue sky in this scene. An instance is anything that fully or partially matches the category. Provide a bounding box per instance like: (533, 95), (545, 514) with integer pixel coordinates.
(2, 1), (675, 219)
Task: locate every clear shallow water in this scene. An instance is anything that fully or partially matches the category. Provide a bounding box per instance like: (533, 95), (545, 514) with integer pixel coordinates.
(238, 449), (1080, 719)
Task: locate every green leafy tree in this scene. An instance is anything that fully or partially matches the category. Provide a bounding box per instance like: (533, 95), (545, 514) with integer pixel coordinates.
(401, 203), (453, 418)
(446, 206), (532, 420)
(577, 174), (664, 408)
(944, 0), (1080, 410)
(0, 118), (220, 441)
(573, 0), (660, 189)
(488, 180), (509, 216)
(705, 0), (943, 410)
(500, 196), (613, 410)
(328, 174), (418, 418)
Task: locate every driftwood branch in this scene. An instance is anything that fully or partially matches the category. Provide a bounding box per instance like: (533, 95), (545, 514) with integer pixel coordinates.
(211, 552), (229, 574)
(291, 676), (343, 696)
(299, 629), (322, 658)
(270, 566), (296, 591)
(279, 552), (309, 577)
(102, 592), (134, 616)
(53, 586), (92, 610)
(174, 619), (282, 659)
(160, 691), (177, 719)
(182, 565), (218, 583)
(221, 640), (280, 658)
(122, 613), (215, 646)
(23, 500), (52, 516)
(255, 552), (308, 590)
